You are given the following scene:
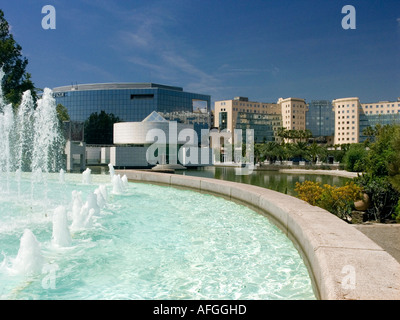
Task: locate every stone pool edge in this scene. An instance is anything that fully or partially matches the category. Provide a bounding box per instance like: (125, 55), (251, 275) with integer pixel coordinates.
(116, 169), (400, 300)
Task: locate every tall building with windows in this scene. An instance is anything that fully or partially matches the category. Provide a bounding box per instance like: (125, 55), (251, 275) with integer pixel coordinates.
(332, 97), (400, 145)
(214, 96), (306, 143)
(277, 97), (308, 131)
(306, 100), (335, 142)
(52, 83), (211, 123)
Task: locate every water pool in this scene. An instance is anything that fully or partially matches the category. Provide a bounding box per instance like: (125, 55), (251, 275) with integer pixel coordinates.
(0, 173), (316, 300)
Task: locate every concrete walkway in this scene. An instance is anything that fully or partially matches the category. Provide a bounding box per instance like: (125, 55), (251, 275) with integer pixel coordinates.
(353, 224), (400, 264)
(278, 168), (360, 179)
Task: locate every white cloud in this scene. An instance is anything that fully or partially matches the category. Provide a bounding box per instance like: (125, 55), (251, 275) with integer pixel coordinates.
(109, 2), (223, 95)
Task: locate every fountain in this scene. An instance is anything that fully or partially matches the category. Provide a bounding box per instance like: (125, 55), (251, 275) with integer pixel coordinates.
(111, 174), (125, 194)
(82, 168), (92, 184)
(10, 229), (44, 275)
(59, 169), (65, 184)
(0, 70), (315, 299)
(108, 163), (115, 180)
(51, 206), (72, 247)
(94, 185), (107, 209)
(70, 190), (94, 231)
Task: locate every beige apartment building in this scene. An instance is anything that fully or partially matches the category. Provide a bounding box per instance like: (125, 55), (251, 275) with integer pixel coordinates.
(332, 97), (400, 145)
(214, 97), (307, 143)
(277, 97), (308, 131)
(332, 97), (361, 144)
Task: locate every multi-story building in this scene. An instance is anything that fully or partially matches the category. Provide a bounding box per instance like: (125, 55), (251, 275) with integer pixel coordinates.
(235, 112), (282, 144)
(159, 110), (211, 143)
(332, 97), (400, 145)
(306, 100), (335, 142)
(214, 96), (306, 144)
(332, 97), (362, 145)
(277, 97), (308, 131)
(52, 83), (211, 123)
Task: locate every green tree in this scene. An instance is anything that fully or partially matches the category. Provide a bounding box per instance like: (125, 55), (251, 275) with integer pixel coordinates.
(84, 110), (120, 145)
(0, 9), (36, 106)
(288, 141), (309, 161)
(366, 125), (396, 177)
(354, 124), (400, 221)
(388, 125), (400, 192)
(362, 126), (376, 145)
(276, 127), (288, 142)
(343, 143), (368, 172)
(308, 142), (325, 163)
(56, 103), (70, 122)
(262, 141), (280, 162)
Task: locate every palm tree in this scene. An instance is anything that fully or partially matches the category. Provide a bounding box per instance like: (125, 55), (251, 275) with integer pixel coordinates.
(276, 127), (288, 143)
(262, 141), (279, 162)
(293, 141), (310, 161)
(308, 142), (324, 163)
(287, 130), (300, 142)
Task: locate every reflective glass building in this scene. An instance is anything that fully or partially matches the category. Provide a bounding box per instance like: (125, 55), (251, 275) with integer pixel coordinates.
(235, 112), (282, 143)
(52, 83), (211, 123)
(306, 100), (335, 137)
(359, 113), (400, 142)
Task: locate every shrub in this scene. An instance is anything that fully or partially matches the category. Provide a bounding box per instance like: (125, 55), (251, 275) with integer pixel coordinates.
(295, 181), (363, 221)
(294, 181), (323, 206)
(355, 174), (400, 221)
(343, 144), (368, 172)
(393, 200), (400, 223)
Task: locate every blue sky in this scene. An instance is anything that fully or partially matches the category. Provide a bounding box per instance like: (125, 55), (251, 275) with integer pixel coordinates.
(2, 0), (399, 106)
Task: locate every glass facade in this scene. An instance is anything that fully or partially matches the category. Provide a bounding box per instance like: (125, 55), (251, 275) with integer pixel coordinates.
(219, 112), (228, 131)
(52, 83), (211, 123)
(359, 113), (400, 142)
(235, 112), (282, 143)
(160, 110), (211, 142)
(306, 100), (335, 137)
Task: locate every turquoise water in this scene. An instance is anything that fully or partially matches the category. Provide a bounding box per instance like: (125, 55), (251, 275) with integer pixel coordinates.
(0, 173), (315, 300)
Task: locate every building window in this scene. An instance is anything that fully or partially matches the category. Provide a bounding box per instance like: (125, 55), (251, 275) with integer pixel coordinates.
(130, 94), (154, 100)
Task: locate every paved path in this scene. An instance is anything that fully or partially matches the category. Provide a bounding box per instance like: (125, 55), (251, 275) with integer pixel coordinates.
(279, 168), (359, 179)
(353, 224), (400, 263)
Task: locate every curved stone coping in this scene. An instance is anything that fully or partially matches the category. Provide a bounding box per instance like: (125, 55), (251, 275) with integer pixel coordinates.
(116, 169), (400, 300)
(279, 168), (359, 179)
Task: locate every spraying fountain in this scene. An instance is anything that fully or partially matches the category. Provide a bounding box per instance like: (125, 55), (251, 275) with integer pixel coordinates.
(52, 206), (72, 247)
(10, 229), (44, 275)
(0, 71), (315, 300)
(82, 168), (92, 184)
(0, 69), (73, 273)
